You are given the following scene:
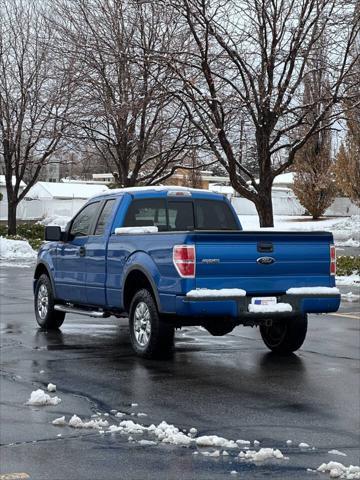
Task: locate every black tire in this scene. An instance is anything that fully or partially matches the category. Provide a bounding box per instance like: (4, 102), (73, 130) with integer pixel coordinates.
(129, 289), (174, 359)
(34, 274), (65, 329)
(260, 314), (308, 354)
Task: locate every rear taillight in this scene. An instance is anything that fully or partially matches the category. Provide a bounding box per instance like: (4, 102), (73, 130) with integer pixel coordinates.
(173, 245), (196, 278)
(330, 244), (336, 276)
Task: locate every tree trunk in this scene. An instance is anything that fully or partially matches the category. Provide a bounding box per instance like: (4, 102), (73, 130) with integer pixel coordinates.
(255, 192), (274, 227)
(7, 200), (18, 236)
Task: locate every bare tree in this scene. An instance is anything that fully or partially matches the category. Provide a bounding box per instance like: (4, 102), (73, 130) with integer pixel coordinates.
(52, 0), (197, 188)
(165, 0), (359, 226)
(0, 0), (75, 234)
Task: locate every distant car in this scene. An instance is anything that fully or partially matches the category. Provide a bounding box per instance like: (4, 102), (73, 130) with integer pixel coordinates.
(33, 187), (340, 358)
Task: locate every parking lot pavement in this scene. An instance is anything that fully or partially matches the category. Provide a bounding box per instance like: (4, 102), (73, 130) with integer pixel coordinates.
(0, 266), (359, 480)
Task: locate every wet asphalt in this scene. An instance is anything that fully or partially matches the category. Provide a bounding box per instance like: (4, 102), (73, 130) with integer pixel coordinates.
(0, 265), (359, 480)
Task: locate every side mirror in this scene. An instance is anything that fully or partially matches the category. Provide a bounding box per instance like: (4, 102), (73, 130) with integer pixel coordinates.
(45, 226), (62, 241)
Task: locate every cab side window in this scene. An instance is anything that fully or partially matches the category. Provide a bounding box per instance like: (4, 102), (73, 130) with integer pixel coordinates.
(69, 202), (99, 238)
(94, 199), (116, 236)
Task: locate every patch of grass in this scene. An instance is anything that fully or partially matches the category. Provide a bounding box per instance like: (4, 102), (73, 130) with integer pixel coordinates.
(0, 222), (44, 250)
(337, 256), (360, 276)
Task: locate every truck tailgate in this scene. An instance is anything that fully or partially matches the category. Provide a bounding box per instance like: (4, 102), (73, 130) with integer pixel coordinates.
(190, 231), (335, 295)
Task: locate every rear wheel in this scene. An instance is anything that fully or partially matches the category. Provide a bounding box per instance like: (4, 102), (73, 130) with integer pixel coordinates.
(34, 274), (65, 329)
(129, 289), (174, 359)
(260, 314), (308, 354)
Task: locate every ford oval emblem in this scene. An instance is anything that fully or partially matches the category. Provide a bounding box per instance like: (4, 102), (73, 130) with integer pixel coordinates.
(257, 256), (275, 265)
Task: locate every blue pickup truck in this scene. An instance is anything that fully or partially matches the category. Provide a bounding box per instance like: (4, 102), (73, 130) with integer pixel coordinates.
(33, 187), (340, 358)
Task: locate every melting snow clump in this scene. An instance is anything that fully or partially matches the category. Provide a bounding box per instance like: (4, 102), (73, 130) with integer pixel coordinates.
(26, 389), (61, 406)
(299, 442), (310, 448)
(239, 448), (285, 462)
(328, 450), (347, 457)
(138, 439), (157, 446)
(151, 421), (193, 446)
(68, 415), (109, 429)
(196, 435), (238, 449)
(52, 416), (66, 426)
(317, 461), (360, 479)
(47, 383), (56, 392)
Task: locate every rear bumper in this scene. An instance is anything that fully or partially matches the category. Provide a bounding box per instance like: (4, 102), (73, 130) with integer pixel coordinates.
(175, 293), (340, 323)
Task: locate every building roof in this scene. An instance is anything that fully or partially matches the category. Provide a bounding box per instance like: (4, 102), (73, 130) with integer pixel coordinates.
(273, 172), (294, 185)
(26, 182), (109, 200)
(0, 175), (26, 187)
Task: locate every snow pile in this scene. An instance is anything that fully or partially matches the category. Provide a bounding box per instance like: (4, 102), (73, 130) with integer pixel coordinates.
(119, 420), (148, 435)
(0, 237), (36, 260)
(68, 414), (109, 430)
(52, 416), (66, 426)
(299, 442), (311, 448)
(336, 274), (360, 286)
(150, 421), (193, 446)
(26, 389), (61, 406)
(47, 383), (56, 392)
(248, 303), (292, 313)
(196, 435), (238, 449)
(239, 448), (285, 462)
(187, 288), (246, 298)
(39, 215), (71, 230)
(287, 287), (339, 295)
(317, 461), (360, 479)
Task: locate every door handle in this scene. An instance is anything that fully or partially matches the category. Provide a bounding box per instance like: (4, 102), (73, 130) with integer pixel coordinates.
(79, 246), (86, 257)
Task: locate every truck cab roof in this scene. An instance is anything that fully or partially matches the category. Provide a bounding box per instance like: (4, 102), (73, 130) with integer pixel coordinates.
(90, 186), (227, 202)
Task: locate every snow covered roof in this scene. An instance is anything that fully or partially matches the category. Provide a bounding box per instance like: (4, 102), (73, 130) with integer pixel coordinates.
(26, 182), (109, 200)
(246, 172), (295, 188)
(0, 175), (26, 187)
(273, 172), (294, 185)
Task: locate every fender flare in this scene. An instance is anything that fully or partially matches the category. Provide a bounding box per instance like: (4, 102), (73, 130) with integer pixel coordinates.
(34, 262), (57, 298)
(122, 263), (161, 312)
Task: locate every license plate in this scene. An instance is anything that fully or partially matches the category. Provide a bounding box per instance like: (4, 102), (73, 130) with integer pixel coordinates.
(251, 297), (277, 306)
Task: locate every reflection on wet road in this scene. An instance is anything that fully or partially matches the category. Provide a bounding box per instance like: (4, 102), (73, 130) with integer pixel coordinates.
(0, 266), (359, 480)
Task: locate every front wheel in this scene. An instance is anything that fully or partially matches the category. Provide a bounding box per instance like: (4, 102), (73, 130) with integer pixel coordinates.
(34, 274), (65, 329)
(260, 314), (308, 354)
(129, 289), (174, 359)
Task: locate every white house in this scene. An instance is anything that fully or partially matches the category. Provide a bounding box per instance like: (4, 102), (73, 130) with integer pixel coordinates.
(21, 182), (109, 220)
(0, 175), (27, 220)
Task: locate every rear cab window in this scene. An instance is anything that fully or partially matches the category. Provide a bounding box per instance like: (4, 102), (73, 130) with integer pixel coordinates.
(123, 195), (239, 232)
(124, 199), (167, 231)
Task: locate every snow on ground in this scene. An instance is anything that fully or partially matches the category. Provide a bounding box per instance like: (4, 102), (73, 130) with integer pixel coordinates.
(239, 214), (360, 245)
(47, 404), (360, 476)
(26, 389), (61, 406)
(317, 461), (360, 479)
(0, 236), (36, 260)
(341, 292), (360, 302)
(336, 274), (360, 286)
